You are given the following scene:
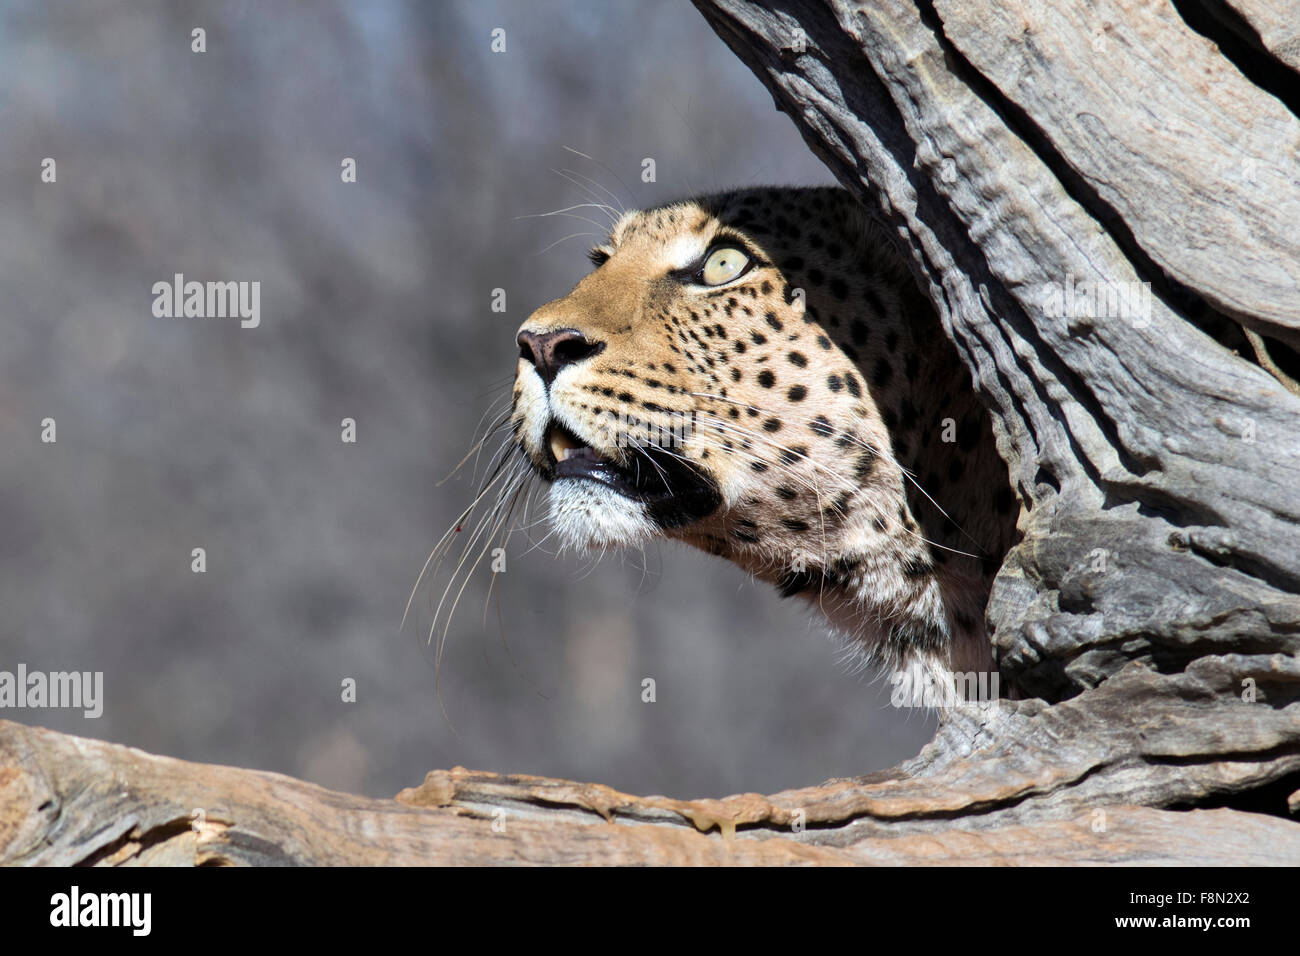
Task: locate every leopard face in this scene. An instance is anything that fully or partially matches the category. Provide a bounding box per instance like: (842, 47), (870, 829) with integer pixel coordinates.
(510, 186), (1017, 675)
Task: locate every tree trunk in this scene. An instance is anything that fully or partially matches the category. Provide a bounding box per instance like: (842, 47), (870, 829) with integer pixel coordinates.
(688, 0), (1300, 821)
(4, 0), (1299, 865)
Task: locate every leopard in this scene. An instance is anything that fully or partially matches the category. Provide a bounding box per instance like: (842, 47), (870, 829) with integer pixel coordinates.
(506, 185), (1019, 697)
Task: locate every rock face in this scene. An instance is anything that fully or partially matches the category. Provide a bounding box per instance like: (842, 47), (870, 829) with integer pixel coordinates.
(3, 1), (1299, 865)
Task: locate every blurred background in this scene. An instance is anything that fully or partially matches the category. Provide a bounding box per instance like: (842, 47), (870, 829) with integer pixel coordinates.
(0, 0), (933, 799)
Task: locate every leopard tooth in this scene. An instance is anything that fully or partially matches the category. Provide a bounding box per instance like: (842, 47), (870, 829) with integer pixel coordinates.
(549, 431), (571, 463)
(548, 425), (599, 464)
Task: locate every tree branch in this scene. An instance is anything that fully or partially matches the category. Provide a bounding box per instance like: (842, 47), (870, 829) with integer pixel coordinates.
(5, 720), (1299, 865)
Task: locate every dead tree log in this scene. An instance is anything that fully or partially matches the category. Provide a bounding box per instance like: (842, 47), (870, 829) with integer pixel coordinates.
(689, 0), (1300, 820)
(5, 719), (1300, 864)
(4, 1), (1299, 865)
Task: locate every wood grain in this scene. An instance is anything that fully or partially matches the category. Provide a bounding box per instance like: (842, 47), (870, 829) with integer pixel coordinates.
(5, 719), (1299, 865)
(684, 0), (1300, 862)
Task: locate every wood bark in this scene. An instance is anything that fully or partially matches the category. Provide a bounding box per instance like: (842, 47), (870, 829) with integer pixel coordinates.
(685, 0), (1300, 834)
(6, 719), (1300, 865)
(4, 0), (1299, 865)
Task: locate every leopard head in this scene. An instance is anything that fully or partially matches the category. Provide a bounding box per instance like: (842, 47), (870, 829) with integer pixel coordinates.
(509, 186), (1014, 672)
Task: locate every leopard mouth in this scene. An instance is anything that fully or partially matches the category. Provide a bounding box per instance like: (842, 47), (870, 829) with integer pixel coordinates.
(539, 421), (721, 527)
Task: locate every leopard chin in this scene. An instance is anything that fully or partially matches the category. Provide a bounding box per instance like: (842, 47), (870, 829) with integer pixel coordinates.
(546, 478), (657, 552)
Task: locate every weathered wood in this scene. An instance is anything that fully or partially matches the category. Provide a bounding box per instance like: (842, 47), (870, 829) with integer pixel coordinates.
(683, 0), (1300, 856)
(1222, 0), (1300, 70)
(5, 720), (1300, 865)
(934, 0), (1300, 339)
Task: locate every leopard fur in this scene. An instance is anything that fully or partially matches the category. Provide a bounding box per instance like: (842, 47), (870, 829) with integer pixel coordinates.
(510, 186), (1019, 686)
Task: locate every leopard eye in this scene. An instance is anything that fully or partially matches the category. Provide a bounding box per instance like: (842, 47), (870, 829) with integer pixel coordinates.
(700, 246), (751, 286)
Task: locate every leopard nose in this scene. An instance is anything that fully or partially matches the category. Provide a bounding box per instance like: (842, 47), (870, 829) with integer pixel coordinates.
(516, 328), (604, 387)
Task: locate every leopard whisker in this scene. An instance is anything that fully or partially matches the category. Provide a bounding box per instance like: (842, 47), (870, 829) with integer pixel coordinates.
(402, 444), (523, 636)
(697, 408), (979, 560)
(515, 202), (613, 233)
(556, 166), (627, 218)
(560, 146), (636, 212)
(439, 410), (513, 488)
(430, 461), (533, 667)
(533, 231), (602, 257)
(549, 170), (622, 229)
